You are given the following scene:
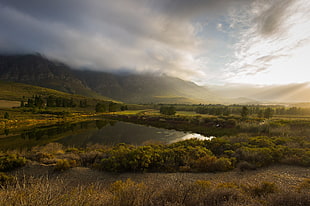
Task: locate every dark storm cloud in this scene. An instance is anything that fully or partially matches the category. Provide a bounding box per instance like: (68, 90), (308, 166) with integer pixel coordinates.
(2, 0), (251, 78)
(151, 0), (251, 18)
(0, 0), (202, 75)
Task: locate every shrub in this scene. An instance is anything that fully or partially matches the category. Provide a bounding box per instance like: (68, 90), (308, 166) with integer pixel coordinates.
(282, 149), (310, 166)
(245, 181), (277, 197)
(237, 161), (257, 171)
(201, 188), (244, 206)
(54, 159), (76, 172)
(297, 179), (310, 192)
(79, 150), (103, 167)
(268, 192), (310, 206)
(159, 106), (176, 115)
(237, 147), (274, 167)
(27, 152), (54, 163)
(192, 155), (234, 172)
(0, 154), (26, 172)
(0, 172), (15, 187)
(3, 112), (9, 119)
(109, 179), (148, 206)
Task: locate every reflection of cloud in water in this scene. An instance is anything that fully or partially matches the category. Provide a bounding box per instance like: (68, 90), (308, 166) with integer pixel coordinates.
(170, 133), (215, 143)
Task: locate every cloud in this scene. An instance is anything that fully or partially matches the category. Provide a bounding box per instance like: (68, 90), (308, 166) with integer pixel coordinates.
(2, 0), (307, 86)
(0, 0), (253, 82)
(256, 0), (295, 36)
(151, 0), (251, 19)
(226, 0), (310, 84)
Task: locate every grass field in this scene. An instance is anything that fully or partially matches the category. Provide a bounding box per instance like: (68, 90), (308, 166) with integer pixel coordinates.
(0, 100), (20, 108)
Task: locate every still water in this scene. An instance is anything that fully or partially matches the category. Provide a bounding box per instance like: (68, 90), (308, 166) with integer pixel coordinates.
(0, 119), (212, 150)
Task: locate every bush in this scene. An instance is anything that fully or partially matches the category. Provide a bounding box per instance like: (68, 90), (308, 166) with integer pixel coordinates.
(237, 147), (274, 167)
(54, 159), (76, 172)
(245, 181), (277, 197)
(0, 154), (26, 172)
(192, 155), (234, 172)
(282, 149), (310, 166)
(268, 192), (310, 206)
(237, 161), (257, 171)
(297, 179), (310, 193)
(3, 112), (9, 119)
(109, 179), (148, 206)
(0, 172), (15, 187)
(160, 106), (176, 115)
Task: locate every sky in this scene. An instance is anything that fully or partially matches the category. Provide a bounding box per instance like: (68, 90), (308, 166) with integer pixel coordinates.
(0, 0), (309, 86)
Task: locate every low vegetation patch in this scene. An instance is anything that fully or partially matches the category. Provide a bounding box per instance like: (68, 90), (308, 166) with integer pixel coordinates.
(0, 176), (309, 206)
(0, 154), (26, 172)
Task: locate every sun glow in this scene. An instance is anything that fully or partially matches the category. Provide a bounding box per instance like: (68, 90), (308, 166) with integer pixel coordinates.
(227, 0), (310, 85)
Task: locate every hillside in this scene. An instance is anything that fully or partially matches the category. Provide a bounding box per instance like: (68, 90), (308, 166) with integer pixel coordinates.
(0, 54), (106, 100)
(0, 54), (218, 104)
(2, 54), (309, 104)
(0, 81), (113, 107)
(75, 70), (219, 104)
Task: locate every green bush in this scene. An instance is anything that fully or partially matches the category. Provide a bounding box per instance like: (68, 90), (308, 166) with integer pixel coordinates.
(54, 159), (76, 172)
(0, 154), (26, 172)
(282, 149), (310, 166)
(192, 155), (234, 172)
(237, 146), (274, 167)
(245, 181), (277, 197)
(99, 143), (214, 172)
(0, 172), (15, 187)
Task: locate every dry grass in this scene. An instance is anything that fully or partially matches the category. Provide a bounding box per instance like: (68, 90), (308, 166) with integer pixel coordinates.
(0, 164), (308, 206)
(0, 177), (112, 206)
(0, 100), (20, 108)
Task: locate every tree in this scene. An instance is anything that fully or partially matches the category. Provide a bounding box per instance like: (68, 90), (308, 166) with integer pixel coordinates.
(108, 102), (119, 112)
(96, 103), (107, 112)
(241, 106), (249, 119)
(79, 99), (87, 108)
(264, 108), (273, 119)
(257, 110), (263, 118)
(4, 112), (9, 119)
(160, 106), (176, 115)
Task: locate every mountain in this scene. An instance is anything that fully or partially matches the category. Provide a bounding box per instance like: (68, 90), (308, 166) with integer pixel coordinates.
(74, 70), (219, 103)
(0, 54), (106, 99)
(0, 80), (111, 108)
(0, 54), (218, 104)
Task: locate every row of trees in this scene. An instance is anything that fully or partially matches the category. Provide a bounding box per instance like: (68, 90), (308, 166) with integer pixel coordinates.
(20, 95), (83, 108)
(240, 106), (273, 119)
(95, 102), (127, 113)
(196, 106), (275, 118)
(160, 106), (176, 115)
(19, 95), (128, 113)
(196, 105), (310, 117)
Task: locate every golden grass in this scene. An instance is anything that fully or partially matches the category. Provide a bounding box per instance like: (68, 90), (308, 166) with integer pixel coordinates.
(0, 171), (309, 206)
(0, 100), (20, 108)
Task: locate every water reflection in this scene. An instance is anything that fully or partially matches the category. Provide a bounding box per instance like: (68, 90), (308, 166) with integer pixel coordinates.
(0, 119), (211, 150)
(170, 133), (215, 143)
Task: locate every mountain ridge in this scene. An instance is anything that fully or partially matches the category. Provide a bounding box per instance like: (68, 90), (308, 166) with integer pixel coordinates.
(0, 54), (218, 104)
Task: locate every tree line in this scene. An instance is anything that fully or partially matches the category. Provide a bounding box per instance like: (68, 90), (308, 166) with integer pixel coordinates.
(20, 95), (127, 113)
(195, 105), (310, 117)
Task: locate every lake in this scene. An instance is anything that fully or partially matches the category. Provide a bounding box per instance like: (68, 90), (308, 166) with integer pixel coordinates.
(0, 119), (212, 150)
